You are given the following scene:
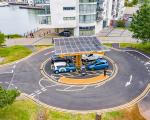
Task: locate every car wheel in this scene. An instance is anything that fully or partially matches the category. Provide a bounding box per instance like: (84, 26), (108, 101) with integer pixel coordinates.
(70, 70), (73, 72)
(55, 71), (59, 74)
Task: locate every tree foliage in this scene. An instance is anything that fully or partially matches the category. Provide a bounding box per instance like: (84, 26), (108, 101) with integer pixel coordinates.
(129, 0), (150, 42)
(0, 33), (5, 46)
(0, 86), (20, 108)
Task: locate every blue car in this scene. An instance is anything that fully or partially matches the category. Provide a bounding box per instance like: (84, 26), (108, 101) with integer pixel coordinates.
(86, 59), (109, 70)
(52, 61), (76, 74)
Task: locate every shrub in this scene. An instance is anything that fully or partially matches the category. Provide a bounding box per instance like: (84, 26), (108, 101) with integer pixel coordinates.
(0, 33), (5, 46)
(116, 20), (125, 28)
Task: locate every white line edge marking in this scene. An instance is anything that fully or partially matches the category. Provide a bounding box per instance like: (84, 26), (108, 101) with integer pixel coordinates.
(13, 64), (16, 69)
(44, 51), (54, 56)
(123, 50), (150, 60)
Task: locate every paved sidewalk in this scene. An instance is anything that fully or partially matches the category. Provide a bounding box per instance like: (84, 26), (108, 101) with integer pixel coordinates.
(6, 37), (52, 46)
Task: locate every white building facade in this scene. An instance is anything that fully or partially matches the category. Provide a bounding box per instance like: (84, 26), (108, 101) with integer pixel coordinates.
(38, 0), (125, 36)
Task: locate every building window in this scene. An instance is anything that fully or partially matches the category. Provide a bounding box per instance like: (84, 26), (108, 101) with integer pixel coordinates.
(63, 7), (75, 10)
(79, 26), (95, 36)
(79, 4), (96, 14)
(79, 0), (96, 3)
(79, 15), (96, 23)
(63, 17), (75, 20)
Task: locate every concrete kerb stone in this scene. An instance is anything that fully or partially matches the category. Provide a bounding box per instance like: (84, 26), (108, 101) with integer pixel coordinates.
(0, 47), (53, 68)
(40, 55), (118, 86)
(21, 84), (150, 114)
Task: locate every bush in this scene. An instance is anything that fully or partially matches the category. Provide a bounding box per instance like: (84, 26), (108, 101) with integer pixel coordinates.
(116, 20), (125, 28)
(5, 34), (22, 39)
(0, 33), (5, 46)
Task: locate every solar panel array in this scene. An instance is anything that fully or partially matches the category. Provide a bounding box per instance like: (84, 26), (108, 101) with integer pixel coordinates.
(54, 36), (106, 55)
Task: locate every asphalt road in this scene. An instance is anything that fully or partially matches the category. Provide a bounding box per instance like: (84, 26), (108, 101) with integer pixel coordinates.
(0, 48), (150, 111)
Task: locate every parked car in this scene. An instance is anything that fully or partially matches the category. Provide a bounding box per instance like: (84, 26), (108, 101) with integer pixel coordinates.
(82, 54), (102, 62)
(86, 59), (109, 70)
(59, 31), (71, 37)
(52, 61), (76, 74)
(51, 55), (72, 64)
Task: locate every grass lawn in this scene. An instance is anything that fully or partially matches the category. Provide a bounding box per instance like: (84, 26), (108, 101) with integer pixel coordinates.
(0, 99), (95, 120)
(5, 34), (23, 39)
(103, 43), (113, 47)
(0, 99), (38, 120)
(34, 45), (53, 51)
(0, 99), (145, 120)
(119, 42), (150, 54)
(0, 45), (32, 64)
(102, 105), (145, 120)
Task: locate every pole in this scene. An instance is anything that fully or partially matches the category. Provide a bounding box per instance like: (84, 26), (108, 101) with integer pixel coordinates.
(95, 113), (102, 120)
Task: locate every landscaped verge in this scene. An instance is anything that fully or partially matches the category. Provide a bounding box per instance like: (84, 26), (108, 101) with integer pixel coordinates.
(0, 99), (145, 120)
(0, 45), (32, 65)
(119, 43), (150, 54)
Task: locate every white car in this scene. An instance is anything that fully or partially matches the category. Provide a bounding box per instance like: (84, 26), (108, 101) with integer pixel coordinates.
(82, 54), (102, 62)
(52, 61), (76, 74)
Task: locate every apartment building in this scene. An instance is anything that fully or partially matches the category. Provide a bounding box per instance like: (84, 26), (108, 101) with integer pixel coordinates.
(38, 0), (125, 36)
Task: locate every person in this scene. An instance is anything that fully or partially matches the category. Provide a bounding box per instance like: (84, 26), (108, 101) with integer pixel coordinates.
(81, 64), (86, 76)
(52, 37), (54, 44)
(104, 68), (107, 76)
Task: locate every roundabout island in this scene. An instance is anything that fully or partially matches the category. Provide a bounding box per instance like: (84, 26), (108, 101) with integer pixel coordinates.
(0, 36), (150, 113)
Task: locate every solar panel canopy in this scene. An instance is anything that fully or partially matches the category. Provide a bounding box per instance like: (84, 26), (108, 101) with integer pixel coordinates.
(54, 36), (107, 55)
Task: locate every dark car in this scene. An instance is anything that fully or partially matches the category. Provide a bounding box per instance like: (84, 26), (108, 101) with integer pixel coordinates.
(59, 31), (71, 37)
(51, 55), (72, 64)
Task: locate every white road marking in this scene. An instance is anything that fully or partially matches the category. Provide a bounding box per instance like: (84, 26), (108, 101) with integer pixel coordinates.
(5, 82), (9, 84)
(41, 87), (47, 91)
(95, 82), (106, 88)
(125, 75), (133, 87)
(15, 86), (18, 89)
(35, 90), (40, 93)
(0, 72), (13, 75)
(124, 50), (150, 60)
(44, 51), (54, 56)
(63, 85), (74, 90)
(11, 69), (14, 73)
(30, 93), (36, 97)
(56, 85), (87, 92)
(46, 84), (59, 88)
(145, 62), (150, 66)
(39, 78), (45, 88)
(37, 91), (42, 94)
(13, 64), (16, 69)
(146, 67), (149, 69)
(0, 82), (2, 83)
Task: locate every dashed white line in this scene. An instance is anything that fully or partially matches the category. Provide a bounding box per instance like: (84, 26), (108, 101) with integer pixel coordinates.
(41, 87), (47, 91)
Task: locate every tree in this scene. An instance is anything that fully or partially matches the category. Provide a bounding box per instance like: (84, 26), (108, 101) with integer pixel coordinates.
(129, 0), (150, 42)
(0, 86), (20, 108)
(0, 33), (5, 46)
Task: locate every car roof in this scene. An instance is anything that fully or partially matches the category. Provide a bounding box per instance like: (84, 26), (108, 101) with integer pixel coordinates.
(96, 59), (107, 62)
(54, 62), (66, 67)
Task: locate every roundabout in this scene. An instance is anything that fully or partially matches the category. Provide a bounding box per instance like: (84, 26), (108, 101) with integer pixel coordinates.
(41, 55), (117, 85)
(0, 37), (150, 113)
